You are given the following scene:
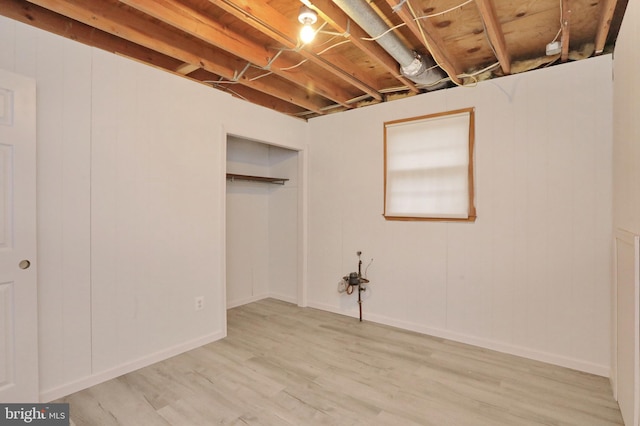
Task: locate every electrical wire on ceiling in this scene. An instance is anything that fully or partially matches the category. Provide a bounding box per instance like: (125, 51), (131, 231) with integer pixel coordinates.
(361, 0), (474, 42)
(278, 39), (353, 71)
(202, 78), (250, 102)
(550, 0), (564, 44)
(358, 0), (491, 88)
(277, 60), (306, 72)
(205, 0), (509, 114)
(475, 8), (500, 70)
(249, 70), (273, 81)
(206, 21), (354, 87)
(454, 61), (500, 85)
(210, 0), (480, 109)
(202, 61), (252, 86)
(412, 60), (500, 89)
(404, 0), (464, 87)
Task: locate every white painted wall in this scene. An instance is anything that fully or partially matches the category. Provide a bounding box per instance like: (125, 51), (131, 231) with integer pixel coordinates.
(226, 137), (299, 307)
(0, 18), (93, 400)
(268, 145), (299, 303)
(227, 138), (271, 307)
(613, 0), (640, 235)
(0, 16), (306, 401)
(89, 49), (224, 376)
(612, 2), (640, 424)
(307, 56), (613, 376)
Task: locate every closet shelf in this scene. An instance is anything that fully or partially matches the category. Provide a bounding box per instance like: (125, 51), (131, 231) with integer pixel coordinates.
(226, 173), (289, 185)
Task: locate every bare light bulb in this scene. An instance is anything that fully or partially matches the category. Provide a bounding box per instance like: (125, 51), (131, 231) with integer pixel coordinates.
(300, 23), (315, 44)
(298, 5), (317, 44)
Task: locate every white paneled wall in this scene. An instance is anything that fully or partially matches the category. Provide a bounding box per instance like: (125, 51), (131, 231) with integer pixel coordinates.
(89, 49), (223, 374)
(613, 0), (640, 424)
(308, 56), (613, 375)
(0, 17), (94, 396)
(226, 138), (271, 306)
(613, 0), (640, 235)
(0, 15), (307, 401)
(268, 146), (299, 303)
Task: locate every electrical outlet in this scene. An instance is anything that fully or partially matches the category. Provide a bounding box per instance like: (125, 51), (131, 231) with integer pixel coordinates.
(195, 296), (204, 311)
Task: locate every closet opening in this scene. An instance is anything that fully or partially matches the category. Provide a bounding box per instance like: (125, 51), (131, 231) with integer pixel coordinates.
(225, 135), (301, 310)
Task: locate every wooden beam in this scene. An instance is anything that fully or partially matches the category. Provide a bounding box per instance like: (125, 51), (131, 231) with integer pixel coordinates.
(561, 0), (571, 62)
(208, 0), (381, 102)
(120, 0), (270, 68)
(305, 0), (419, 93)
(385, 0), (462, 85)
(474, 0), (511, 74)
(24, 0), (237, 76)
(240, 72), (336, 114)
(119, 0), (354, 108)
(175, 63), (200, 75)
(594, 0), (618, 54)
(25, 0), (328, 114)
(0, 0), (182, 71)
(188, 69), (311, 118)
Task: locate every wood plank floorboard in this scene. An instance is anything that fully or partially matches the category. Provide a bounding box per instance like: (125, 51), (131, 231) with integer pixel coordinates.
(57, 298), (623, 425)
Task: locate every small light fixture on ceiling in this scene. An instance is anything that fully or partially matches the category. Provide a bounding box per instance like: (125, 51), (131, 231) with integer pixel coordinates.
(298, 5), (318, 44)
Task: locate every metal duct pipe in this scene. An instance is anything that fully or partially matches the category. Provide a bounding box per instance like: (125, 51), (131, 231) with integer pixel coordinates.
(331, 0), (447, 89)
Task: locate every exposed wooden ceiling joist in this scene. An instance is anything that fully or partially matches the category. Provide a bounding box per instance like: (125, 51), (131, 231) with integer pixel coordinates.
(0, 0), (628, 119)
(175, 62), (201, 75)
(119, 0), (356, 108)
(561, 0), (572, 62)
(210, 0), (382, 102)
(306, 0), (419, 94)
(2, 0), (184, 71)
(385, 0), (463, 85)
(474, 0), (511, 74)
(25, 0), (330, 114)
(188, 68), (308, 116)
(595, 0), (618, 54)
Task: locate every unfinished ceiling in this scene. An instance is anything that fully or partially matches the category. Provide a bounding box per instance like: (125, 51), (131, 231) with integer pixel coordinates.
(0, 0), (628, 119)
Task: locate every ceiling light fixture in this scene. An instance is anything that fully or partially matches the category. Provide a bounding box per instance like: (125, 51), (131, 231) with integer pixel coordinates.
(298, 5), (318, 44)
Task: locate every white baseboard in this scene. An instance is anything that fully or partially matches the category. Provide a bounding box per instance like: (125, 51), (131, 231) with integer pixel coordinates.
(227, 293), (269, 309)
(307, 301), (610, 378)
(227, 293), (297, 309)
(40, 331), (225, 402)
(268, 292), (297, 305)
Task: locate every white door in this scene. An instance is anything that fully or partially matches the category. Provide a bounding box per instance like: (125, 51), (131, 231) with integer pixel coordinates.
(0, 69), (38, 402)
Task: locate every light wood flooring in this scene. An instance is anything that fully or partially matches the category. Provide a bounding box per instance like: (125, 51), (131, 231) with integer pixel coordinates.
(58, 298), (623, 425)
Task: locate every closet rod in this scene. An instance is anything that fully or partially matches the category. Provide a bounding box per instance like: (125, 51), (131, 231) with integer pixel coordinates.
(226, 173), (289, 185)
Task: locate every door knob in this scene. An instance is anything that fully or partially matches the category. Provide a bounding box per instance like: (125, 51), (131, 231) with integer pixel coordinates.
(18, 260), (31, 270)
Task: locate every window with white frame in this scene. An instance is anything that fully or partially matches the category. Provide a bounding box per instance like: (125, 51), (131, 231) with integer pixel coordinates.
(384, 108), (476, 221)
